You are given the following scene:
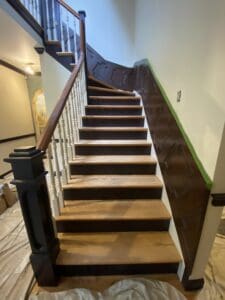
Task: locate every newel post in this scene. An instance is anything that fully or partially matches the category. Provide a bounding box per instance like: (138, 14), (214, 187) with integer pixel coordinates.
(5, 146), (59, 286)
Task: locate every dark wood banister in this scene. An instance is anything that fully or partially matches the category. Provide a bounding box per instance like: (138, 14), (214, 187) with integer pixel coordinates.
(56, 0), (80, 19)
(37, 53), (84, 151)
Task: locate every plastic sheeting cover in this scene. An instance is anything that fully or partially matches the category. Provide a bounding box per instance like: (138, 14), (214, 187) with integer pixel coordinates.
(30, 278), (187, 300)
(0, 202), (34, 300)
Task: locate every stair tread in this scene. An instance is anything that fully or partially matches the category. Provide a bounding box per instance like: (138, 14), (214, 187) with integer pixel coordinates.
(56, 52), (74, 56)
(76, 140), (151, 145)
(57, 200), (170, 221)
(88, 86), (135, 96)
(56, 231), (181, 265)
(86, 105), (142, 109)
(45, 40), (61, 45)
(83, 116), (145, 119)
(70, 155), (156, 165)
(63, 175), (162, 189)
(79, 127), (147, 131)
(89, 96), (140, 100)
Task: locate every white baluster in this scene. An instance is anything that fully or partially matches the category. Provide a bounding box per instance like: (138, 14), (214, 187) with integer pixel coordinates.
(32, 0), (35, 19)
(61, 115), (71, 179)
(73, 17), (78, 62)
(57, 122), (68, 184)
(79, 66), (85, 114)
(82, 63), (88, 106)
(66, 10), (71, 52)
(60, 5), (66, 51)
(35, 0), (40, 24)
(33, 0), (37, 21)
(71, 86), (79, 142)
(46, 0), (52, 40)
(68, 94), (77, 144)
(65, 104), (75, 159)
(77, 74), (84, 126)
(47, 145), (59, 217)
(52, 0), (57, 41)
(52, 134), (64, 209)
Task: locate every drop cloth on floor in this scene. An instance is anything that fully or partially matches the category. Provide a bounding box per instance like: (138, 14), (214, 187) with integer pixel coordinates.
(0, 202), (34, 300)
(29, 278), (187, 300)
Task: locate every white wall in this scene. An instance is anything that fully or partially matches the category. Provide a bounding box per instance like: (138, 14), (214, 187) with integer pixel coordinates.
(0, 5), (42, 72)
(0, 65), (35, 175)
(39, 52), (70, 115)
(66, 0), (136, 67)
(135, 0), (225, 179)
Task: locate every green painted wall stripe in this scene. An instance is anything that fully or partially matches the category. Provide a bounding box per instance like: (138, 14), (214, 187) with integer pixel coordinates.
(146, 61), (213, 190)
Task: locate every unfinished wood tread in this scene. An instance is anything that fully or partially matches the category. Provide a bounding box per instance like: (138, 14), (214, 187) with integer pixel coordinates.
(89, 96), (140, 100)
(79, 127), (148, 132)
(70, 155), (156, 165)
(64, 175), (162, 189)
(75, 140), (151, 146)
(57, 200), (170, 221)
(82, 116), (145, 119)
(56, 52), (74, 56)
(86, 105), (142, 109)
(45, 40), (61, 46)
(88, 86), (135, 96)
(56, 231), (181, 266)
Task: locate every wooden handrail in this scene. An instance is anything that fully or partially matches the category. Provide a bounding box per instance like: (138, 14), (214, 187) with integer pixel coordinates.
(56, 0), (80, 19)
(37, 53), (84, 151)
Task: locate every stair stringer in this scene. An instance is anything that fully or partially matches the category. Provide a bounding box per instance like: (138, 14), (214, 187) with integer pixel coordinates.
(137, 90), (185, 279)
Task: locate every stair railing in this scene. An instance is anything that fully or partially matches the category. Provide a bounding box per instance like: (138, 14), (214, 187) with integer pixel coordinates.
(13, 0), (83, 65)
(37, 52), (87, 217)
(41, 0), (82, 65)
(18, 0), (42, 24)
(5, 2), (88, 287)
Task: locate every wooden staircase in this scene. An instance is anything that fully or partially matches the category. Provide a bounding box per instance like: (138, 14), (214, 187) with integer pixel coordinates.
(6, 1), (213, 290)
(54, 79), (181, 277)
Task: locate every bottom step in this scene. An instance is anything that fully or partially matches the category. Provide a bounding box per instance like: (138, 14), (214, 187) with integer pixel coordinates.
(56, 232), (181, 276)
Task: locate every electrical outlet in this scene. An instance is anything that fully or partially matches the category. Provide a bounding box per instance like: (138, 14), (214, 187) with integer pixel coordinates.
(177, 90), (182, 102)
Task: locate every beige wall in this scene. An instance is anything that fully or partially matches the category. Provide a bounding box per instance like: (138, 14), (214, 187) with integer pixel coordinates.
(135, 0), (225, 179)
(40, 52), (70, 115)
(0, 65), (35, 175)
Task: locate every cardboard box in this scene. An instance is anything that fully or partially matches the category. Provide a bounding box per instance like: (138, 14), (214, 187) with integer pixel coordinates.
(0, 195), (7, 215)
(2, 183), (17, 207)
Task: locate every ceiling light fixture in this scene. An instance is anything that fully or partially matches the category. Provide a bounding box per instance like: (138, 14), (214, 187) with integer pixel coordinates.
(24, 65), (35, 75)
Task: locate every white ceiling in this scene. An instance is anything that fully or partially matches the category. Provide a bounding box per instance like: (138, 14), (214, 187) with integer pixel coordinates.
(0, 7), (41, 72)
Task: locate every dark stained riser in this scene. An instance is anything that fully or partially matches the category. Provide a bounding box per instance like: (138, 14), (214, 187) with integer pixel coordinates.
(85, 106), (142, 116)
(70, 163), (156, 175)
(88, 97), (140, 105)
(55, 262), (179, 277)
(88, 76), (117, 90)
(79, 128), (148, 140)
(75, 144), (152, 155)
(82, 116), (145, 127)
(56, 219), (170, 233)
(63, 187), (162, 200)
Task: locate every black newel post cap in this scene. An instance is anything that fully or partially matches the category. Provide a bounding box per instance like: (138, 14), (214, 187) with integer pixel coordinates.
(78, 10), (86, 17)
(4, 146), (45, 181)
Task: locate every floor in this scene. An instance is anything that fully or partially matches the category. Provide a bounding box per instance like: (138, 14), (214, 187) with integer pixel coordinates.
(1, 202), (225, 299)
(0, 202), (34, 300)
(32, 209), (225, 300)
